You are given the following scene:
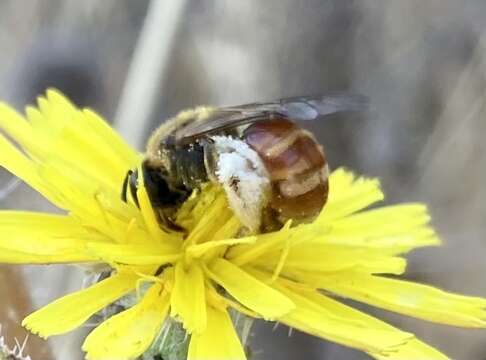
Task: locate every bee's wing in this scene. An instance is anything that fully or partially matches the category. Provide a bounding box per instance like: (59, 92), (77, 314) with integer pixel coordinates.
(175, 92), (368, 144)
(276, 92), (369, 120)
(174, 110), (268, 145)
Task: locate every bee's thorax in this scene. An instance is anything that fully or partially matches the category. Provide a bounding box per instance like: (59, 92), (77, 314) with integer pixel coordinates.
(173, 142), (208, 189)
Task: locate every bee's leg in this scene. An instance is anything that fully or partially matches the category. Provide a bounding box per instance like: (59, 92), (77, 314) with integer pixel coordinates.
(120, 169), (132, 203)
(210, 136), (271, 233)
(159, 208), (186, 233)
(154, 264), (169, 276)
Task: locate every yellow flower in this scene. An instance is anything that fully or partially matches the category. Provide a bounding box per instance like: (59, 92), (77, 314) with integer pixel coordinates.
(0, 89), (485, 360)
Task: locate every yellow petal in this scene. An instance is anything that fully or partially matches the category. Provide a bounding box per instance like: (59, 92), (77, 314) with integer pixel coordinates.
(274, 284), (414, 355)
(45, 110), (127, 189)
(83, 283), (170, 360)
(37, 90), (138, 189)
(185, 191), (234, 245)
(0, 102), (45, 159)
(254, 244), (407, 275)
(175, 185), (228, 233)
(35, 162), (147, 243)
(40, 89), (77, 129)
(171, 262), (207, 333)
(205, 282), (260, 319)
(1, 90), (140, 215)
(226, 221), (294, 266)
(286, 287), (448, 360)
(0, 212), (104, 262)
(317, 169), (384, 223)
(371, 340), (449, 360)
(39, 98), (134, 187)
(191, 217), (245, 262)
(87, 242), (181, 266)
(0, 211), (106, 263)
(186, 236), (256, 259)
(188, 306), (246, 360)
(33, 166), (123, 240)
(0, 133), (62, 207)
(206, 258), (294, 319)
(228, 203), (439, 268)
(318, 204), (440, 253)
(22, 272), (138, 337)
(82, 108), (139, 169)
(0, 211), (81, 229)
(306, 271), (486, 327)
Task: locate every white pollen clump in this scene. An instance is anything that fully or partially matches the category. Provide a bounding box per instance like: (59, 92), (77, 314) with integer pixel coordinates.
(211, 136), (271, 232)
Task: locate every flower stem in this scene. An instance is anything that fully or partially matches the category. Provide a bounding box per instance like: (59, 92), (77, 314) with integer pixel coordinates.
(144, 320), (189, 360)
(143, 310), (255, 360)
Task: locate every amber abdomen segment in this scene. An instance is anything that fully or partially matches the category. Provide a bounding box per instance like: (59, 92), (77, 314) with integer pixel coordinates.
(244, 117), (329, 221)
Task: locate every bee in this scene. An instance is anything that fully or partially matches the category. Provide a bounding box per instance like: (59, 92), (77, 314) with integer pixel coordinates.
(121, 93), (368, 233)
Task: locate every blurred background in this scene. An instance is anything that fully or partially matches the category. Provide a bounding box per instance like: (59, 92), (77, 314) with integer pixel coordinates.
(1, 1), (486, 359)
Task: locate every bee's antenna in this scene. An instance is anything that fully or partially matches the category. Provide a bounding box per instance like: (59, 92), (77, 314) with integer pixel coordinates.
(129, 170), (140, 208)
(121, 169), (140, 208)
(121, 170), (132, 203)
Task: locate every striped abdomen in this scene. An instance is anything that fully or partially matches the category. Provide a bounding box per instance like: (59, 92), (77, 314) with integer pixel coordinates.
(243, 117), (329, 222)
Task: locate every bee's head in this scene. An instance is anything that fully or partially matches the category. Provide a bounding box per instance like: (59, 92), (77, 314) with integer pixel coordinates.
(121, 160), (188, 232)
(121, 161), (169, 204)
(140, 160), (183, 207)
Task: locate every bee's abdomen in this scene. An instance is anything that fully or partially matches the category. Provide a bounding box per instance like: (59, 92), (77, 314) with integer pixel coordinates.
(243, 118), (329, 221)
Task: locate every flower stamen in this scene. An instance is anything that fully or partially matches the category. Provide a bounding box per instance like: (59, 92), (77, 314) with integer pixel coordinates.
(271, 236), (291, 283)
